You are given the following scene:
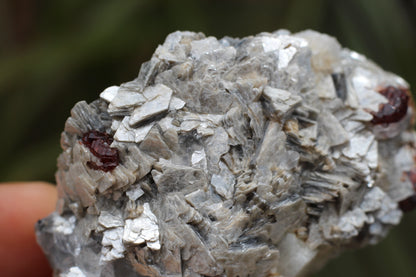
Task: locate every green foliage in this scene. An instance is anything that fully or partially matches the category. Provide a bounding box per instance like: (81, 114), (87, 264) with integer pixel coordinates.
(1, 0), (415, 275)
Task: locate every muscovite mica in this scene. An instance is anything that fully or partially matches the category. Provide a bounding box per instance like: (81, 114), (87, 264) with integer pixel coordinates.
(36, 30), (416, 277)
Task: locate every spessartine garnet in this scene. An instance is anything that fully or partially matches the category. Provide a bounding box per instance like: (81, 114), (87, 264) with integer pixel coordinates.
(399, 195), (416, 212)
(399, 170), (416, 212)
(371, 86), (409, 125)
(81, 130), (119, 172)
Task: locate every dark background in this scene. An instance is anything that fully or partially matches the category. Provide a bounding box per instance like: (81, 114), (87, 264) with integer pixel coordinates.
(1, 0), (416, 276)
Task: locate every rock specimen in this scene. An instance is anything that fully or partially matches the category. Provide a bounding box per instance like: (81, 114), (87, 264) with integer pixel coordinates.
(36, 30), (416, 277)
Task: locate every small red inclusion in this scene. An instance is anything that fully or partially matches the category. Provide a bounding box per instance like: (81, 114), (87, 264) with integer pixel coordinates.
(81, 130), (119, 172)
(371, 86), (409, 125)
(399, 195), (416, 213)
(399, 170), (416, 212)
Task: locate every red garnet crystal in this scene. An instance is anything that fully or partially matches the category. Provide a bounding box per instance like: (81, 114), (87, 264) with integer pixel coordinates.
(371, 86), (409, 125)
(81, 130), (119, 172)
(399, 170), (416, 212)
(399, 195), (416, 212)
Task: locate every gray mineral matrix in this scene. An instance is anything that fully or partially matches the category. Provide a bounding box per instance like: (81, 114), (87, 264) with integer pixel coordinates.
(36, 30), (416, 277)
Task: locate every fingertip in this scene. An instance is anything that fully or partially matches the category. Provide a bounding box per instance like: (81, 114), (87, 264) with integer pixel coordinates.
(0, 182), (57, 277)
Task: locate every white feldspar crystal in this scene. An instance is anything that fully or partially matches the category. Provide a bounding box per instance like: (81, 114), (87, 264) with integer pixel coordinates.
(263, 86), (302, 118)
(98, 211), (124, 228)
(129, 84), (172, 126)
(122, 203), (160, 250)
(169, 96), (186, 111)
(60, 267), (86, 277)
(126, 184), (145, 201)
(99, 86), (119, 102)
(101, 227), (125, 262)
(114, 116), (154, 143)
(37, 30), (416, 277)
(108, 89), (146, 115)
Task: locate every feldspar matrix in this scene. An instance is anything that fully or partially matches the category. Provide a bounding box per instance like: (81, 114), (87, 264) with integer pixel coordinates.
(36, 30), (416, 277)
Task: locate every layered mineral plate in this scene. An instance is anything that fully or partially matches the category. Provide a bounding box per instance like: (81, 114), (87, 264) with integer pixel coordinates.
(36, 30), (416, 277)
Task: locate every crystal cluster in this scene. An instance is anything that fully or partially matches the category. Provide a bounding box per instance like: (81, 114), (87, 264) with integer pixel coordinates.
(36, 30), (416, 277)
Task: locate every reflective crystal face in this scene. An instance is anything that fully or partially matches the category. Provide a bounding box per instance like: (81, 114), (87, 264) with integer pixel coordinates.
(36, 30), (416, 277)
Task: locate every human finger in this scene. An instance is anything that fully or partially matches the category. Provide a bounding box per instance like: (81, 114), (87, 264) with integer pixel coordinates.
(0, 182), (57, 277)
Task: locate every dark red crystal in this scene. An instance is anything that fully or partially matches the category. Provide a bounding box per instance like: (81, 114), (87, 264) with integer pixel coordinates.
(399, 169), (416, 212)
(399, 195), (416, 212)
(370, 86), (409, 125)
(81, 130), (119, 172)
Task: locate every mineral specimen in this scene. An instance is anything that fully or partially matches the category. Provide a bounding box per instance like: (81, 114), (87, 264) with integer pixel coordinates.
(36, 30), (416, 277)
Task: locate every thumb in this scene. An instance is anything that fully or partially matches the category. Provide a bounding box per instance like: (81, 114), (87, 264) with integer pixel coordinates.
(0, 182), (57, 277)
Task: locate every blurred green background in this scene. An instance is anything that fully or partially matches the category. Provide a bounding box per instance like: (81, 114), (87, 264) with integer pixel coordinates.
(1, 0), (415, 276)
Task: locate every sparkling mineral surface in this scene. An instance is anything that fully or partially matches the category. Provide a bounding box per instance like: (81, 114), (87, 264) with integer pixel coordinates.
(36, 30), (416, 277)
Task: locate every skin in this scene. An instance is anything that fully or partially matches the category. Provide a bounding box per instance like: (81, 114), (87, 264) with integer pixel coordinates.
(0, 182), (57, 277)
